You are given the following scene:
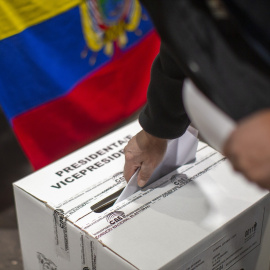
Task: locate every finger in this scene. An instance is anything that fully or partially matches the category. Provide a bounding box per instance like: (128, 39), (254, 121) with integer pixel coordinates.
(228, 155), (241, 172)
(244, 163), (270, 188)
(257, 177), (270, 191)
(222, 131), (236, 157)
(228, 155), (270, 191)
(223, 136), (242, 172)
(124, 161), (140, 182)
(137, 163), (155, 187)
(123, 147), (141, 182)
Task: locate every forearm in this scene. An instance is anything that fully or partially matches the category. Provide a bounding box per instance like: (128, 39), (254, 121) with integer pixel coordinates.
(139, 43), (190, 139)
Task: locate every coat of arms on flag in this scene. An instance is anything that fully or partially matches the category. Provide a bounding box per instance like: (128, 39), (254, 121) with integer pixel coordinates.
(0, 0), (160, 169)
(80, 0), (143, 60)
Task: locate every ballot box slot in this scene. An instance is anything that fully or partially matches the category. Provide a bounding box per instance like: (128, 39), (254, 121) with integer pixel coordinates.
(91, 188), (124, 213)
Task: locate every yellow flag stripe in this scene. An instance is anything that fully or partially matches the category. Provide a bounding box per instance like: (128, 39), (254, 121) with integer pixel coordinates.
(0, 0), (82, 40)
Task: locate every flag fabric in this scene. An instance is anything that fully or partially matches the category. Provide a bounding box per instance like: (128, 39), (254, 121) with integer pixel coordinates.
(0, 0), (160, 170)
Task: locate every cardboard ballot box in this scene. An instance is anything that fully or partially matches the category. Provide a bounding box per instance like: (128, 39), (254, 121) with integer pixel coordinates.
(13, 121), (270, 270)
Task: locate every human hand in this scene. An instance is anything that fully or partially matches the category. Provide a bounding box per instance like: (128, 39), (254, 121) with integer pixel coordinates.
(223, 109), (270, 190)
(124, 130), (167, 187)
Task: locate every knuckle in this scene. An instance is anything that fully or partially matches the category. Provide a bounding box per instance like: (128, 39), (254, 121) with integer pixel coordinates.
(124, 151), (134, 161)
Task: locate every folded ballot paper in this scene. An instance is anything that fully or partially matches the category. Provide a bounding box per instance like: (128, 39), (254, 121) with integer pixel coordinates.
(115, 126), (198, 203)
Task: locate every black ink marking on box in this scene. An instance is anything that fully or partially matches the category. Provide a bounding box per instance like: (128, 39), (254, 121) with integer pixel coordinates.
(37, 252), (57, 270)
(53, 209), (70, 260)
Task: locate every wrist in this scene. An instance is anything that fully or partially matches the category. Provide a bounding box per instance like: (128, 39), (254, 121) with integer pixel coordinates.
(142, 130), (168, 145)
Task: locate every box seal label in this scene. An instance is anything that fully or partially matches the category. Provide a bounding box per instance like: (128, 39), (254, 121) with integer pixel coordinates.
(53, 209), (70, 260)
(80, 233), (97, 270)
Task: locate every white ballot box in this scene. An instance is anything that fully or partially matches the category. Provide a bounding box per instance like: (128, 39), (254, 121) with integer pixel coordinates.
(13, 121), (270, 270)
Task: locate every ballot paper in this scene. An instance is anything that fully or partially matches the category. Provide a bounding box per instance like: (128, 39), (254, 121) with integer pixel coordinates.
(183, 79), (236, 152)
(115, 126), (198, 203)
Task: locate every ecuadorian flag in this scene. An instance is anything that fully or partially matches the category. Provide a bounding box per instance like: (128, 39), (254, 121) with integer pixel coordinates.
(0, 0), (160, 169)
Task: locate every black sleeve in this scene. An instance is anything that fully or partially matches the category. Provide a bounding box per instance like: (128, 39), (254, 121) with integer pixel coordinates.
(139, 43), (190, 139)
(139, 0), (270, 124)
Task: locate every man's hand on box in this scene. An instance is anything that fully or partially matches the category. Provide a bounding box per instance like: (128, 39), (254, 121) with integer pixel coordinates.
(124, 130), (167, 187)
(223, 109), (270, 190)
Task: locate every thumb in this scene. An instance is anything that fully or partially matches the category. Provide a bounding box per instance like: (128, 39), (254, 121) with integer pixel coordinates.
(137, 163), (155, 187)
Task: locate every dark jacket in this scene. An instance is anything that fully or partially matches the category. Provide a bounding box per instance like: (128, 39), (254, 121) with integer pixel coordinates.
(139, 0), (270, 139)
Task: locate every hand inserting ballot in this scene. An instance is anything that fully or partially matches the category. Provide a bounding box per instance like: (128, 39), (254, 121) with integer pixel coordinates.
(123, 130), (167, 187)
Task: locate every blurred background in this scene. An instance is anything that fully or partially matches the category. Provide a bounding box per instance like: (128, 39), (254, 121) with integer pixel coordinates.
(0, 108), (31, 270)
(0, 1), (160, 269)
